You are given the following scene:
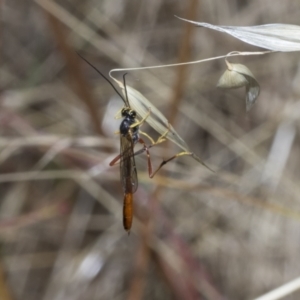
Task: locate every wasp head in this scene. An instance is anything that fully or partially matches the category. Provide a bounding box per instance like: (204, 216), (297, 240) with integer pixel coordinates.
(121, 107), (136, 118)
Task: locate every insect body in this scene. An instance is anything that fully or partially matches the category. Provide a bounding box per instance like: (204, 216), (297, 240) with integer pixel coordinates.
(113, 103), (152, 232)
(119, 107), (139, 231)
(77, 52), (143, 232)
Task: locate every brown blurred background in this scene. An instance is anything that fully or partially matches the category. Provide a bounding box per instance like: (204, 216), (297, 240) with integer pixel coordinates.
(1, 1), (300, 299)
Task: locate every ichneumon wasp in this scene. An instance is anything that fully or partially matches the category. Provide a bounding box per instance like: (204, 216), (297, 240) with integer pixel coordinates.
(77, 53), (155, 232)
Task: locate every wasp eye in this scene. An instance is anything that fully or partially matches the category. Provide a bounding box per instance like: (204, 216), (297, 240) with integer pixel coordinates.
(121, 108), (129, 116)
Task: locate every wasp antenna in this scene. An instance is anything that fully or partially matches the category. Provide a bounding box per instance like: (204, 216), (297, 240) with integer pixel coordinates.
(123, 73), (130, 107)
(76, 52), (126, 105)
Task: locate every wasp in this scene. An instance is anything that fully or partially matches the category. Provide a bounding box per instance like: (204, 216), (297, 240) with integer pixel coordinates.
(77, 53), (153, 232)
(109, 77), (152, 231)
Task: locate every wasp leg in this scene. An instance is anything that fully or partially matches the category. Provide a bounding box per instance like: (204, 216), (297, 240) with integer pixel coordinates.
(109, 153), (121, 166)
(149, 151), (193, 178)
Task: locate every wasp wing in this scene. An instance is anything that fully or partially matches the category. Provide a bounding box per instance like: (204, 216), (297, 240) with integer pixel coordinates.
(120, 134), (138, 194)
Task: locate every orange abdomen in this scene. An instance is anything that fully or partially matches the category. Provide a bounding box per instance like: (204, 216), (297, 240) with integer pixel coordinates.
(123, 193), (133, 231)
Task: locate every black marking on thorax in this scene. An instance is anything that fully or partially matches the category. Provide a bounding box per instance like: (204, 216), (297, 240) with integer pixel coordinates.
(120, 109), (139, 144)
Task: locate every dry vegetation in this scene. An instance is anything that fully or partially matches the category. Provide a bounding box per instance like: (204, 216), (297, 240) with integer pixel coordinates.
(2, 0), (300, 300)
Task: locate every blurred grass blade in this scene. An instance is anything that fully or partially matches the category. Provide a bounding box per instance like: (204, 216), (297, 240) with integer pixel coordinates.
(217, 62), (260, 111)
(176, 16), (300, 52)
(254, 276), (300, 300)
